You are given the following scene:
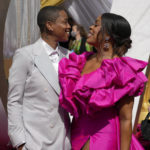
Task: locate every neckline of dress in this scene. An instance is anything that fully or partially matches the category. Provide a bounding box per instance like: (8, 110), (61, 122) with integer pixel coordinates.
(80, 52), (121, 77)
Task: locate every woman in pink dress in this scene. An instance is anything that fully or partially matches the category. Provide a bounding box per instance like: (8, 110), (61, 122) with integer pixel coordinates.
(59, 13), (148, 150)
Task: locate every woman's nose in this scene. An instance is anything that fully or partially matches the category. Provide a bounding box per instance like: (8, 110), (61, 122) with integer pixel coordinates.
(89, 25), (94, 30)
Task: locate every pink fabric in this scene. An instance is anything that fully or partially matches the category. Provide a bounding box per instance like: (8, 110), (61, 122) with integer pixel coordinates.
(59, 52), (148, 150)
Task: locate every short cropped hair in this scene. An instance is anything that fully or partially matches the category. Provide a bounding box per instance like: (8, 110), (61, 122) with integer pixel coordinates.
(37, 6), (66, 33)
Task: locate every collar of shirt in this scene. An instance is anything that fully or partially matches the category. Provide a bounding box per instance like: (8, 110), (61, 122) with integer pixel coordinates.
(40, 38), (59, 74)
(40, 38), (60, 64)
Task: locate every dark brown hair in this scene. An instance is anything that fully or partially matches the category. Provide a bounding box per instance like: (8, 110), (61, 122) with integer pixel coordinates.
(75, 24), (87, 38)
(98, 13), (132, 56)
(37, 6), (66, 33)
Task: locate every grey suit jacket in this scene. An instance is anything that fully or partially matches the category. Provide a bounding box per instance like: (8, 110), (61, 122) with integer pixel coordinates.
(7, 39), (71, 150)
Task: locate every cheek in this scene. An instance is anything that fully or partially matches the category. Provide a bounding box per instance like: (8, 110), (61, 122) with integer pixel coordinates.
(56, 27), (66, 36)
(59, 28), (69, 41)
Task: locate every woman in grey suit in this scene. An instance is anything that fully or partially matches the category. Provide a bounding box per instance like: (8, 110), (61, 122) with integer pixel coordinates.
(7, 6), (71, 150)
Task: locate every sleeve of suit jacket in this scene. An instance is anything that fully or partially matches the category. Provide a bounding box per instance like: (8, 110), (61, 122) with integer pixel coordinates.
(7, 48), (32, 147)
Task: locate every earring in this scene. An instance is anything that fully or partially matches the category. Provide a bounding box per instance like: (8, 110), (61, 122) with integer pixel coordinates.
(103, 37), (110, 51)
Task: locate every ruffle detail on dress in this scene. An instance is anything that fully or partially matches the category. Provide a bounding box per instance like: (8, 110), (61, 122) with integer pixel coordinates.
(59, 52), (148, 118)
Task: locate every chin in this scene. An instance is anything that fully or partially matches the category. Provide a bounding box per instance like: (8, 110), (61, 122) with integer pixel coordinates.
(60, 39), (68, 43)
(64, 37), (69, 42)
(87, 39), (94, 46)
(63, 35), (69, 41)
(87, 38), (98, 47)
(59, 37), (68, 42)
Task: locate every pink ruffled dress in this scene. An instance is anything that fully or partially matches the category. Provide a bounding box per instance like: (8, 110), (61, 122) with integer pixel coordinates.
(59, 52), (148, 150)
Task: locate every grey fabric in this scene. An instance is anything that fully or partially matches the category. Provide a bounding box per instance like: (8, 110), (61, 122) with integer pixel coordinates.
(7, 39), (71, 150)
(3, 0), (40, 58)
(61, 0), (113, 31)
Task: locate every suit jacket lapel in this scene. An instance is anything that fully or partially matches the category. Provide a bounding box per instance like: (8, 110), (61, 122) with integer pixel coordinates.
(58, 45), (70, 61)
(33, 39), (60, 95)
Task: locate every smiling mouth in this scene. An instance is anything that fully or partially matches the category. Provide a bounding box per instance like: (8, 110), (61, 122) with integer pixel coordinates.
(66, 31), (70, 35)
(65, 29), (70, 35)
(88, 33), (93, 37)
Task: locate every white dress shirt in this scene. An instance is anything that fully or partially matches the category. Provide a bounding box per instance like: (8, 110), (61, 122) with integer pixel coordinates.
(40, 38), (59, 74)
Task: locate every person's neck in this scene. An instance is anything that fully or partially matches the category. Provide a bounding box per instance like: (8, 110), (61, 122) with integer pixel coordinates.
(95, 47), (115, 62)
(41, 33), (58, 50)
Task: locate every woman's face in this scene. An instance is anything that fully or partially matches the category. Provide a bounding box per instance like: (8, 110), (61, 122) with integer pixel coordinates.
(72, 25), (78, 33)
(87, 16), (102, 47)
(71, 25), (79, 38)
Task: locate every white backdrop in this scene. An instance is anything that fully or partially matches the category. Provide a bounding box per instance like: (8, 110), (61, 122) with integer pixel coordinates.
(111, 0), (150, 125)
